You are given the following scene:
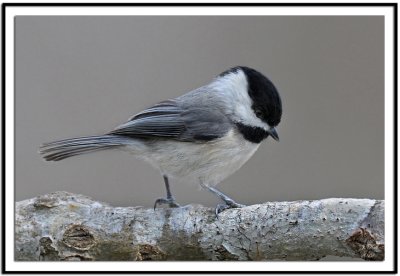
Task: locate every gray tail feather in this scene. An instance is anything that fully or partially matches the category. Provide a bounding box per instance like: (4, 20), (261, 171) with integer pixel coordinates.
(39, 135), (132, 161)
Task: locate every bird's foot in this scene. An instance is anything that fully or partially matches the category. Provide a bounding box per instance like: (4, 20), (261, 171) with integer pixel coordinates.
(153, 197), (181, 210)
(215, 199), (246, 217)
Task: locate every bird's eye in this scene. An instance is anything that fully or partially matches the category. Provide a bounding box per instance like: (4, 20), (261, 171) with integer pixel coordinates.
(255, 109), (263, 118)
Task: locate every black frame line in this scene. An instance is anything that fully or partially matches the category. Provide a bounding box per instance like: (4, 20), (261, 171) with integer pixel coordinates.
(0, 2), (398, 6)
(1, 2), (397, 274)
(1, 1), (6, 275)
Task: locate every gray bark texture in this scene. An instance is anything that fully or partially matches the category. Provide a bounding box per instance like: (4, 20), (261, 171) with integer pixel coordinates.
(15, 191), (384, 261)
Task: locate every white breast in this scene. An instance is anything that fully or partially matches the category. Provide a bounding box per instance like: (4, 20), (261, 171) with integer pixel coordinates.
(132, 130), (260, 186)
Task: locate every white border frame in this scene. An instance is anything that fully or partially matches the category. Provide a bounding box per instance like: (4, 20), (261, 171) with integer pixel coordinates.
(4, 4), (396, 272)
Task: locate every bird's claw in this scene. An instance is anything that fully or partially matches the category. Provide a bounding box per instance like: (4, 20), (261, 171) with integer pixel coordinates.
(215, 201), (246, 217)
(153, 197), (181, 210)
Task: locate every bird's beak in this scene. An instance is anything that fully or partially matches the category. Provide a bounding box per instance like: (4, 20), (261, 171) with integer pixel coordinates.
(268, 127), (279, 141)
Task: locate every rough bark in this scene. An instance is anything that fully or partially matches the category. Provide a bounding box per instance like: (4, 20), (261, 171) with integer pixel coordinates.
(15, 191), (384, 261)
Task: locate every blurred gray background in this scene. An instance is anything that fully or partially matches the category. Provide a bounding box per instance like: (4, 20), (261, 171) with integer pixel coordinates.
(15, 16), (384, 208)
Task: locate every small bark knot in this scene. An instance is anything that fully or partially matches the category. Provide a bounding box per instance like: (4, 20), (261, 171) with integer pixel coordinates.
(60, 254), (94, 261)
(346, 227), (384, 261)
(215, 245), (240, 261)
(62, 224), (95, 251)
(34, 195), (59, 208)
(39, 237), (59, 260)
(134, 244), (166, 261)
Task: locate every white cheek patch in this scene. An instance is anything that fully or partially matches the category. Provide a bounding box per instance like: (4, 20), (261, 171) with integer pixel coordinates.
(213, 70), (270, 130)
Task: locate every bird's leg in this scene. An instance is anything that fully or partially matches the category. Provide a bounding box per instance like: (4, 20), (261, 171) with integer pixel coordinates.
(154, 175), (181, 210)
(200, 183), (246, 215)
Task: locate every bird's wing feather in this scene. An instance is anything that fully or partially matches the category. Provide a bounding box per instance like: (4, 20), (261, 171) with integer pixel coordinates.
(109, 99), (231, 142)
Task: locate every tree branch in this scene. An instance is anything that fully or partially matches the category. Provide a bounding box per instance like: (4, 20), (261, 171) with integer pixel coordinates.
(15, 191), (384, 261)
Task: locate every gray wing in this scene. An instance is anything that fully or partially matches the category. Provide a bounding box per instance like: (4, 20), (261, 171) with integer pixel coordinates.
(109, 99), (231, 142)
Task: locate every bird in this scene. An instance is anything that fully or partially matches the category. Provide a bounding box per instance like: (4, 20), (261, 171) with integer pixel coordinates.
(39, 66), (282, 215)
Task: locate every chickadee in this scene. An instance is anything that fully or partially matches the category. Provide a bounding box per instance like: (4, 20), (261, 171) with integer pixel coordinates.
(40, 66), (282, 214)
